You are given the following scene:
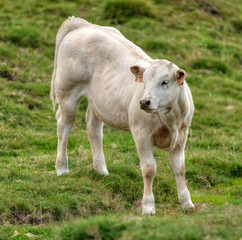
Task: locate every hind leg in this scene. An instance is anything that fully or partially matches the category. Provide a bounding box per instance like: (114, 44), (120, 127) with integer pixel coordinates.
(55, 96), (78, 176)
(86, 105), (109, 176)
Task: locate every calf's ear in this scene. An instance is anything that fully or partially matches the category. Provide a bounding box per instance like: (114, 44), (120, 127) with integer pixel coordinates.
(176, 69), (186, 86)
(130, 65), (145, 82)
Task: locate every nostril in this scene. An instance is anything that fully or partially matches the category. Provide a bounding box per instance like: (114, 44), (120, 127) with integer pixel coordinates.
(140, 99), (150, 109)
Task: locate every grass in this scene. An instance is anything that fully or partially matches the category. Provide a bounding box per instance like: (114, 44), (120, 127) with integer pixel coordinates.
(103, 0), (155, 23)
(55, 205), (242, 240)
(0, 0), (241, 239)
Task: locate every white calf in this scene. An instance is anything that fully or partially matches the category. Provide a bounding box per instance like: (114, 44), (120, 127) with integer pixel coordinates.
(51, 16), (195, 215)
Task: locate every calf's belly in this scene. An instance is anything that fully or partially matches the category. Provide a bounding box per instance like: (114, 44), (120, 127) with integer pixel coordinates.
(87, 73), (134, 131)
(88, 94), (130, 131)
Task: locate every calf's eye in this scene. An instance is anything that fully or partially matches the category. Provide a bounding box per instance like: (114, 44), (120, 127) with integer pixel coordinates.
(162, 80), (168, 86)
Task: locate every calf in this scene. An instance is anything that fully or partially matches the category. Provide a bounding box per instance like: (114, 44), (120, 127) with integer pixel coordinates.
(51, 16), (195, 215)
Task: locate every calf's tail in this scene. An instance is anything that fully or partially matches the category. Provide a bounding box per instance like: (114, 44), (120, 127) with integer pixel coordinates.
(50, 16), (89, 111)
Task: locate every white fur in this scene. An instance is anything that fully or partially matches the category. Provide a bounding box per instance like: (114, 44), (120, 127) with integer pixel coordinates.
(142, 194), (155, 215)
(51, 17), (195, 214)
(57, 167), (72, 177)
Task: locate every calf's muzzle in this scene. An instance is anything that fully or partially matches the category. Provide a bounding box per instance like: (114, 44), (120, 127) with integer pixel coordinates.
(140, 98), (151, 110)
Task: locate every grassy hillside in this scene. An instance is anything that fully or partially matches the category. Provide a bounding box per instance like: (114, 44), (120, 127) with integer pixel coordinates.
(0, 0), (241, 239)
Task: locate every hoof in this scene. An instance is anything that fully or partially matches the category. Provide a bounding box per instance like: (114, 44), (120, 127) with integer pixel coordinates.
(142, 206), (155, 215)
(94, 166), (109, 176)
(56, 168), (72, 177)
(182, 201), (195, 210)
(142, 194), (155, 215)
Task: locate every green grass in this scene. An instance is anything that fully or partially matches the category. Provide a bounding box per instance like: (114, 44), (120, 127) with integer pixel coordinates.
(0, 0), (241, 239)
(103, 0), (155, 23)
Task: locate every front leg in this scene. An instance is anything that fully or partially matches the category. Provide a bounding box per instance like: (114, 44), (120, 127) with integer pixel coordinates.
(169, 144), (194, 209)
(132, 127), (156, 215)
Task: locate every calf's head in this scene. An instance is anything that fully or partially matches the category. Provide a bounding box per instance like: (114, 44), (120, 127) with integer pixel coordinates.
(130, 60), (186, 114)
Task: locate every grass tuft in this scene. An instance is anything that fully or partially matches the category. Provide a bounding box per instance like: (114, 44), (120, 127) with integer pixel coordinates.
(0, 64), (15, 81)
(3, 26), (41, 48)
(103, 0), (155, 23)
(191, 58), (230, 74)
(231, 17), (242, 32)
